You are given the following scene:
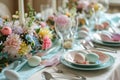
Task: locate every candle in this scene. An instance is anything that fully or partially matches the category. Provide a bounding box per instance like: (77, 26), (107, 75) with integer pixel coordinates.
(18, 0), (25, 25)
(52, 0), (56, 12)
(62, 0), (68, 8)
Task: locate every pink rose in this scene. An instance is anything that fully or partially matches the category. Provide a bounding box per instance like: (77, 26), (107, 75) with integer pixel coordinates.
(55, 15), (69, 27)
(48, 15), (55, 20)
(40, 22), (46, 28)
(1, 26), (12, 35)
(42, 36), (52, 50)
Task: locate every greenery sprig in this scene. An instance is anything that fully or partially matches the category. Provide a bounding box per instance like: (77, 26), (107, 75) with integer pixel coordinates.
(27, 3), (36, 27)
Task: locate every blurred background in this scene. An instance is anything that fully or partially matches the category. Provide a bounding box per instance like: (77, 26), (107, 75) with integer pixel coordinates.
(0, 0), (120, 17)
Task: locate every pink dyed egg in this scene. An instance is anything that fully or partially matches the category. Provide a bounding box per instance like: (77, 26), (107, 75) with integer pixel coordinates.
(80, 25), (89, 32)
(100, 33), (112, 41)
(102, 22), (109, 29)
(74, 53), (86, 64)
(111, 33), (120, 41)
(1, 26), (12, 35)
(95, 24), (104, 30)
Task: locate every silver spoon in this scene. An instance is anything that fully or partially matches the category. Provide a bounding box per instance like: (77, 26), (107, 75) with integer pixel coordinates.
(41, 71), (86, 80)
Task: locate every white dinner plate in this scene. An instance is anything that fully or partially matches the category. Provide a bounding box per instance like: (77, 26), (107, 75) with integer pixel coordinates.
(63, 50), (110, 67)
(60, 54), (115, 70)
(91, 32), (120, 46)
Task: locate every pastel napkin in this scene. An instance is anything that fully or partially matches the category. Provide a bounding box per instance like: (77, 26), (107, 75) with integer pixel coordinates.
(0, 45), (61, 80)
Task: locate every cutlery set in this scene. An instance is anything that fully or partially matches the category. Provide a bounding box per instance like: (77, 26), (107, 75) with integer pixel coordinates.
(41, 71), (86, 80)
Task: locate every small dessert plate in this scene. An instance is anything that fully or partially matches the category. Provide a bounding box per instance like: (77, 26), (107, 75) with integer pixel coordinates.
(63, 50), (110, 67)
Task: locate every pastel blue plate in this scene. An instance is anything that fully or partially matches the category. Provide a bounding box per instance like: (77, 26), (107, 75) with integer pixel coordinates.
(60, 54), (115, 70)
(91, 32), (120, 47)
(63, 50), (108, 67)
(92, 39), (120, 47)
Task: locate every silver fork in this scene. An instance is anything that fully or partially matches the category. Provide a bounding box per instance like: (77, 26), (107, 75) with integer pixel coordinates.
(80, 40), (117, 53)
(41, 71), (86, 80)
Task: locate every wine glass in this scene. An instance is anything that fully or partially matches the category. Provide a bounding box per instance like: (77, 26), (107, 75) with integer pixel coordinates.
(55, 15), (73, 51)
(94, 0), (109, 23)
(40, 0), (54, 21)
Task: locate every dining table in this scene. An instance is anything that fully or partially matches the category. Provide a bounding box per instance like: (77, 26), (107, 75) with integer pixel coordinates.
(27, 43), (120, 80)
(0, 13), (120, 80)
(27, 13), (120, 80)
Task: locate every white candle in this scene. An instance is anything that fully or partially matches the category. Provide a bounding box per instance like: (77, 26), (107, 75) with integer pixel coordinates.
(18, 0), (25, 25)
(52, 0), (56, 12)
(62, 0), (68, 8)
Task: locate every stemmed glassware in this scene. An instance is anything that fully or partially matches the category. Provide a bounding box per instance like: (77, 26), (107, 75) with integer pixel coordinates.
(92, 0), (109, 31)
(40, 0), (54, 21)
(55, 15), (73, 51)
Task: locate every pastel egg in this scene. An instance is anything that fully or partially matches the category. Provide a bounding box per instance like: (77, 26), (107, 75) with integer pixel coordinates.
(94, 24), (104, 30)
(102, 22), (109, 29)
(4, 70), (20, 80)
(100, 33), (112, 41)
(86, 53), (99, 63)
(80, 25), (89, 32)
(63, 40), (73, 49)
(28, 56), (41, 67)
(74, 53), (85, 64)
(111, 33), (120, 41)
(78, 30), (88, 39)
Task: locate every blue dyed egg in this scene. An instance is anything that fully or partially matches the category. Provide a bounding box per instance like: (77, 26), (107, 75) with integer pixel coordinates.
(86, 53), (99, 63)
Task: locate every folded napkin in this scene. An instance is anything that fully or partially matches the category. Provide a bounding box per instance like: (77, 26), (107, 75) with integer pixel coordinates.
(0, 45), (61, 80)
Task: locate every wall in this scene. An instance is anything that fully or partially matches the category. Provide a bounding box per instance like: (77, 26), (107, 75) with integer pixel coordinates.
(0, 0), (18, 15)
(0, 0), (119, 16)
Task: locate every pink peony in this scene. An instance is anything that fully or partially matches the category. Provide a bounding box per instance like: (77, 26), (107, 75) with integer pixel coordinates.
(42, 36), (52, 50)
(55, 15), (70, 27)
(3, 33), (22, 57)
(40, 22), (46, 28)
(1, 26), (12, 35)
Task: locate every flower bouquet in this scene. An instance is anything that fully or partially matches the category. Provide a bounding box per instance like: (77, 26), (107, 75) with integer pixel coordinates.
(0, 5), (57, 71)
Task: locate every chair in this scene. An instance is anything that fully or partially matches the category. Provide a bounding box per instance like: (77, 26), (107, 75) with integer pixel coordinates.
(0, 2), (11, 17)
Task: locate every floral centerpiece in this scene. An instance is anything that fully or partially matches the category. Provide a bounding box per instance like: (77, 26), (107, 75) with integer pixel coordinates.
(66, 0), (105, 27)
(0, 4), (57, 71)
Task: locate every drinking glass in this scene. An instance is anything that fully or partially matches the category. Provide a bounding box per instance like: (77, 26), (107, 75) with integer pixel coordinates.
(55, 19), (73, 51)
(40, 4), (53, 21)
(93, 0), (109, 28)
